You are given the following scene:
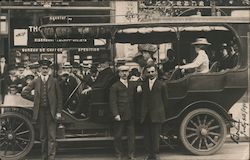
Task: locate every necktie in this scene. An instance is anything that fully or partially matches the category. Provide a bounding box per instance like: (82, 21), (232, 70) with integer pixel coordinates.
(43, 76), (46, 82)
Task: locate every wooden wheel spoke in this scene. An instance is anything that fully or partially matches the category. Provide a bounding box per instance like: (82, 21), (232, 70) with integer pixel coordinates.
(190, 120), (198, 128)
(16, 130), (29, 136)
(191, 136), (199, 145)
(0, 141), (5, 147)
(198, 138), (202, 150)
(203, 115), (207, 125)
(208, 131), (221, 136)
(197, 115), (202, 126)
(4, 142), (9, 155)
(187, 133), (197, 138)
(207, 136), (217, 145)
(206, 119), (215, 127)
(14, 140), (24, 151)
(204, 138), (209, 149)
(186, 127), (197, 132)
(0, 137), (5, 141)
(13, 122), (24, 133)
(16, 137), (30, 142)
(208, 125), (220, 131)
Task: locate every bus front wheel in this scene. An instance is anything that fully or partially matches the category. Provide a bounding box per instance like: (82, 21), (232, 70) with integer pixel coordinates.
(180, 108), (227, 155)
(0, 112), (35, 160)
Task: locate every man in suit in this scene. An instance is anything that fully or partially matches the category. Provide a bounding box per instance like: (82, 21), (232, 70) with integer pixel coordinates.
(21, 59), (62, 160)
(138, 64), (167, 160)
(0, 56), (8, 101)
(110, 65), (136, 160)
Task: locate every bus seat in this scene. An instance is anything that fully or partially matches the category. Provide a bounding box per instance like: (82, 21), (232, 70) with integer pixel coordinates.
(209, 61), (219, 72)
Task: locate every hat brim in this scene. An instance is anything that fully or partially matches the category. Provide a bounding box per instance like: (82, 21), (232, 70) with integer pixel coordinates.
(192, 42), (211, 45)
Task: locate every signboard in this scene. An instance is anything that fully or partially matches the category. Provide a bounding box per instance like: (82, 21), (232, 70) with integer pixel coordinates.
(9, 9), (111, 48)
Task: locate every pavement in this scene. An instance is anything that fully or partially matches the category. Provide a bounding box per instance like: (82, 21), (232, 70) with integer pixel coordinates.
(25, 142), (249, 160)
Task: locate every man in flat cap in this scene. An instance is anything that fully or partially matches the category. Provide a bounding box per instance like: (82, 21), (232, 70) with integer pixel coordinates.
(21, 59), (62, 160)
(109, 65), (136, 160)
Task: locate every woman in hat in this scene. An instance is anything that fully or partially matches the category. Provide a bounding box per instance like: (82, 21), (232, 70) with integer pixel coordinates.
(176, 38), (211, 73)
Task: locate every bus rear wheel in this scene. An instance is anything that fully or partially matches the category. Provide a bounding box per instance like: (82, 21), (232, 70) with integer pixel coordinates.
(0, 112), (35, 160)
(180, 108), (227, 155)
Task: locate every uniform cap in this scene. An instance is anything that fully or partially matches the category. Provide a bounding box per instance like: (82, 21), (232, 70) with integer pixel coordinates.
(38, 59), (52, 67)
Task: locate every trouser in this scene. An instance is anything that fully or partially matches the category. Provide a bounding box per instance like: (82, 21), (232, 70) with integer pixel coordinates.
(38, 105), (57, 160)
(143, 115), (162, 157)
(113, 120), (135, 156)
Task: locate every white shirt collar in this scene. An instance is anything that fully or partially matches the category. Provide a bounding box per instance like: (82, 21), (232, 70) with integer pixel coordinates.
(149, 77), (157, 90)
(41, 75), (49, 82)
(120, 78), (128, 88)
(149, 77), (157, 83)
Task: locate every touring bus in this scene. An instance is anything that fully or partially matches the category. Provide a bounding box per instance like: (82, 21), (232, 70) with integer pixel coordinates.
(0, 16), (249, 160)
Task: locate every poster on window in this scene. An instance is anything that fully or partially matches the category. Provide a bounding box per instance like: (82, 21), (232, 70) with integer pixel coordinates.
(14, 29), (28, 46)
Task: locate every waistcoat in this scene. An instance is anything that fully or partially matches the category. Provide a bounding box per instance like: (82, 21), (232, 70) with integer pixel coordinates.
(40, 80), (49, 107)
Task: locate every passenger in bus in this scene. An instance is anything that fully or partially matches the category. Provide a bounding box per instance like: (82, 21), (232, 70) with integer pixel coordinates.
(3, 65), (23, 95)
(162, 49), (178, 80)
(163, 49), (177, 73)
(218, 42), (239, 71)
(133, 44), (158, 80)
(71, 62), (84, 94)
(139, 44), (157, 65)
(129, 68), (141, 81)
(73, 66), (99, 119)
(175, 38), (210, 73)
(74, 59), (115, 119)
(59, 63), (78, 113)
(22, 74), (35, 87)
(109, 65), (136, 160)
(88, 58), (115, 90)
(16, 63), (26, 79)
(8, 84), (19, 95)
(80, 59), (92, 77)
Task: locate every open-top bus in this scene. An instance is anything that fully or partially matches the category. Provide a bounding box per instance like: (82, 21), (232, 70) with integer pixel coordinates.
(0, 16), (249, 160)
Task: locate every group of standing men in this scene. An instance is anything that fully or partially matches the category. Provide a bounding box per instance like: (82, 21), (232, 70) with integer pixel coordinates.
(110, 63), (167, 160)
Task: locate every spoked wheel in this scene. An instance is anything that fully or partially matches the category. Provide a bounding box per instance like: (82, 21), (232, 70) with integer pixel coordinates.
(0, 112), (35, 160)
(180, 108), (227, 155)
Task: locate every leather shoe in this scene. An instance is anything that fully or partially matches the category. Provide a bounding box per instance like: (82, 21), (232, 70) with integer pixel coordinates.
(114, 154), (122, 160)
(128, 153), (136, 160)
(144, 155), (153, 160)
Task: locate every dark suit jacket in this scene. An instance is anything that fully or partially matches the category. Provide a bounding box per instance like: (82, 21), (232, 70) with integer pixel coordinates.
(109, 80), (136, 121)
(140, 78), (167, 123)
(21, 76), (63, 121)
(92, 67), (115, 89)
(0, 63), (8, 79)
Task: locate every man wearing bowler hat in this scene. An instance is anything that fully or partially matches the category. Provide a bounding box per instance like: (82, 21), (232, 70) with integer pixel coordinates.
(21, 59), (62, 160)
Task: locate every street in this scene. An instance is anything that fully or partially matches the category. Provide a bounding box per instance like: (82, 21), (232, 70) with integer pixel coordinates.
(25, 142), (249, 160)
